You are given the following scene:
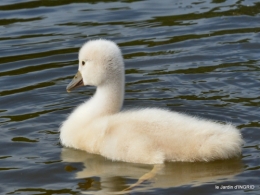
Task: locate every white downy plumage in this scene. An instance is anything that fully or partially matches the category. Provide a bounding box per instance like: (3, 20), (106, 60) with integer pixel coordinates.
(60, 39), (243, 164)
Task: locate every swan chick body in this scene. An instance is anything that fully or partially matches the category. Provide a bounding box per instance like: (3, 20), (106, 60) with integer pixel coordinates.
(60, 39), (243, 164)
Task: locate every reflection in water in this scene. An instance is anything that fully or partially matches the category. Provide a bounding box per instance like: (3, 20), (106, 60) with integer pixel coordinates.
(61, 148), (243, 194)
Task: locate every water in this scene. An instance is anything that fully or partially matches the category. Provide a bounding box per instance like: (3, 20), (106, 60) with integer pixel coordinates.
(0, 0), (259, 194)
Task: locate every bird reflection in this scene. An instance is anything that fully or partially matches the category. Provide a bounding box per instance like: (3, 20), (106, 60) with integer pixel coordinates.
(61, 148), (243, 194)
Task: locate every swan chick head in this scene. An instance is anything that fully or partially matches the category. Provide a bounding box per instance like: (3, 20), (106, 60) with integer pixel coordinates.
(67, 39), (124, 92)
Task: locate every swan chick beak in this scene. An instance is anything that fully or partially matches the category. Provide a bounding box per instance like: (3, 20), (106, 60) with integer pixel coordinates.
(66, 71), (84, 92)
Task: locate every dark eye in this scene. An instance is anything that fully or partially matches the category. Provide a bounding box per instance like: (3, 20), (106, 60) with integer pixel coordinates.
(82, 61), (85, 66)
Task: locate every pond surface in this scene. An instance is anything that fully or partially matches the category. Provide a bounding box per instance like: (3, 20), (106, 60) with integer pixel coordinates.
(0, 0), (260, 194)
